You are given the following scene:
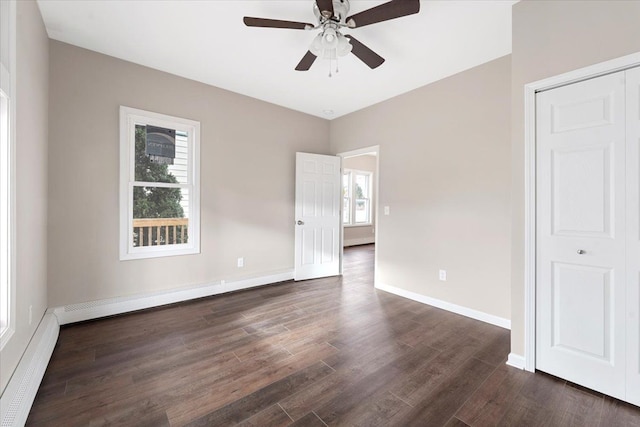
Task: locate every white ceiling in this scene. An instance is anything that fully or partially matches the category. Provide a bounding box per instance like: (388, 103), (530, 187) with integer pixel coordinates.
(37, 0), (516, 119)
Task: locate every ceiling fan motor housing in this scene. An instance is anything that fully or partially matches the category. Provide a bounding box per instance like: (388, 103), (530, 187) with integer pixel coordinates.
(313, 0), (350, 24)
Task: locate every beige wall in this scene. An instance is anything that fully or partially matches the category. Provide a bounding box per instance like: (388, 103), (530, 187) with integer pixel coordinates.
(343, 154), (376, 246)
(330, 56), (512, 320)
(510, 0), (640, 356)
(0, 0), (49, 394)
(47, 41), (330, 307)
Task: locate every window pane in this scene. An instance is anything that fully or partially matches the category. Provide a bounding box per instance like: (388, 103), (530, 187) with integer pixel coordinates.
(355, 174), (369, 199)
(342, 173), (350, 197)
(132, 186), (189, 247)
(135, 125), (189, 184)
(355, 199), (369, 223)
(343, 197), (350, 223)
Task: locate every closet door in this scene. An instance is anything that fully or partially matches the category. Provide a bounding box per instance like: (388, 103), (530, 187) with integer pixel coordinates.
(626, 67), (640, 406)
(536, 71), (627, 400)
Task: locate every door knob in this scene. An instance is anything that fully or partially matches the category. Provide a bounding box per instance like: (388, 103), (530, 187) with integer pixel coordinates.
(297, 220), (304, 225)
(577, 249), (585, 255)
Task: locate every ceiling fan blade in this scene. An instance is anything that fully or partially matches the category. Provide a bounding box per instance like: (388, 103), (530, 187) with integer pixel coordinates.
(345, 35), (385, 69)
(346, 0), (420, 28)
(316, 0), (335, 19)
(295, 51), (317, 71)
(243, 17), (313, 30)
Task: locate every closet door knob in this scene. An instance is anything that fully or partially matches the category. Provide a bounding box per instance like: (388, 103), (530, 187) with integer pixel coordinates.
(577, 249), (585, 255)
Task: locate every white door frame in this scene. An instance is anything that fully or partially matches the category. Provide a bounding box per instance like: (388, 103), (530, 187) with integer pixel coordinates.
(337, 145), (380, 279)
(523, 51), (640, 372)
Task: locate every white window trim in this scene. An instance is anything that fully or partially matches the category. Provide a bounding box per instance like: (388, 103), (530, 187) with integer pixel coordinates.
(119, 106), (200, 260)
(343, 168), (373, 228)
(0, 0), (16, 351)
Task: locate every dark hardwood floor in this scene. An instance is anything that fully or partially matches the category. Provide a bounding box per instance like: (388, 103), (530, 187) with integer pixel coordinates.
(28, 244), (640, 426)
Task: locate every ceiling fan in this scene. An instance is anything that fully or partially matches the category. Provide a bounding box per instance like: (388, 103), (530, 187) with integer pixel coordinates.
(243, 0), (420, 73)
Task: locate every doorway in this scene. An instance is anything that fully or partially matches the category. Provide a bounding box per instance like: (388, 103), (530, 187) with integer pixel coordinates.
(342, 154), (377, 247)
(337, 146), (379, 279)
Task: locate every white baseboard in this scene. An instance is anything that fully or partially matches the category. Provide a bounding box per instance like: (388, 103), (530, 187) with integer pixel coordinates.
(375, 282), (511, 330)
(53, 270), (294, 325)
(344, 237), (375, 247)
(506, 353), (526, 370)
(0, 313), (59, 427)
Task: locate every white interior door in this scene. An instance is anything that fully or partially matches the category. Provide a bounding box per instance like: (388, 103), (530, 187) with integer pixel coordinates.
(294, 152), (341, 281)
(626, 67), (640, 406)
(536, 71), (627, 400)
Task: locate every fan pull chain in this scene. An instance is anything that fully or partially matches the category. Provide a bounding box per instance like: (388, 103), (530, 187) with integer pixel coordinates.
(328, 58), (332, 78)
(335, 56), (339, 74)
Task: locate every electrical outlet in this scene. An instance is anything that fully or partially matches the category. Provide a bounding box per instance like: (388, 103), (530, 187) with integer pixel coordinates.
(29, 305), (33, 325)
(439, 270), (447, 281)
(384, 206), (390, 215)
(237, 257), (244, 268)
(221, 279), (226, 286)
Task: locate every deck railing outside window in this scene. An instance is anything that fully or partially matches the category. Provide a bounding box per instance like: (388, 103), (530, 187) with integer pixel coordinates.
(133, 218), (188, 247)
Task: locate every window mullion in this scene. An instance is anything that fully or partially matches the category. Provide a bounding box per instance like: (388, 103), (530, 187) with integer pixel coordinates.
(132, 181), (187, 189)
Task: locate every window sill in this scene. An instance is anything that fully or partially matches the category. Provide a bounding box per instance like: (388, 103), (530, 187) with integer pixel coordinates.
(120, 246), (200, 261)
(344, 223), (373, 228)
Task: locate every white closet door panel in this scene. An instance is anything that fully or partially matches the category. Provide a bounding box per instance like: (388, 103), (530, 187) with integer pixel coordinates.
(536, 71), (627, 400)
(626, 66), (640, 406)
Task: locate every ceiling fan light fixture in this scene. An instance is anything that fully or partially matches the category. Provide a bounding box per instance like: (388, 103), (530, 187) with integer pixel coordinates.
(309, 28), (350, 60)
(337, 33), (352, 56)
(322, 49), (337, 60)
(322, 28), (338, 49)
(310, 33), (324, 56)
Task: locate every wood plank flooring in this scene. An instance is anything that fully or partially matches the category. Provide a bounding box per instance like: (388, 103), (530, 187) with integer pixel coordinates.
(27, 245), (640, 426)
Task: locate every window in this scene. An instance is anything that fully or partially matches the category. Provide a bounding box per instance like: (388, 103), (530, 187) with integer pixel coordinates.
(120, 107), (200, 260)
(342, 169), (372, 226)
(0, 0), (15, 348)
